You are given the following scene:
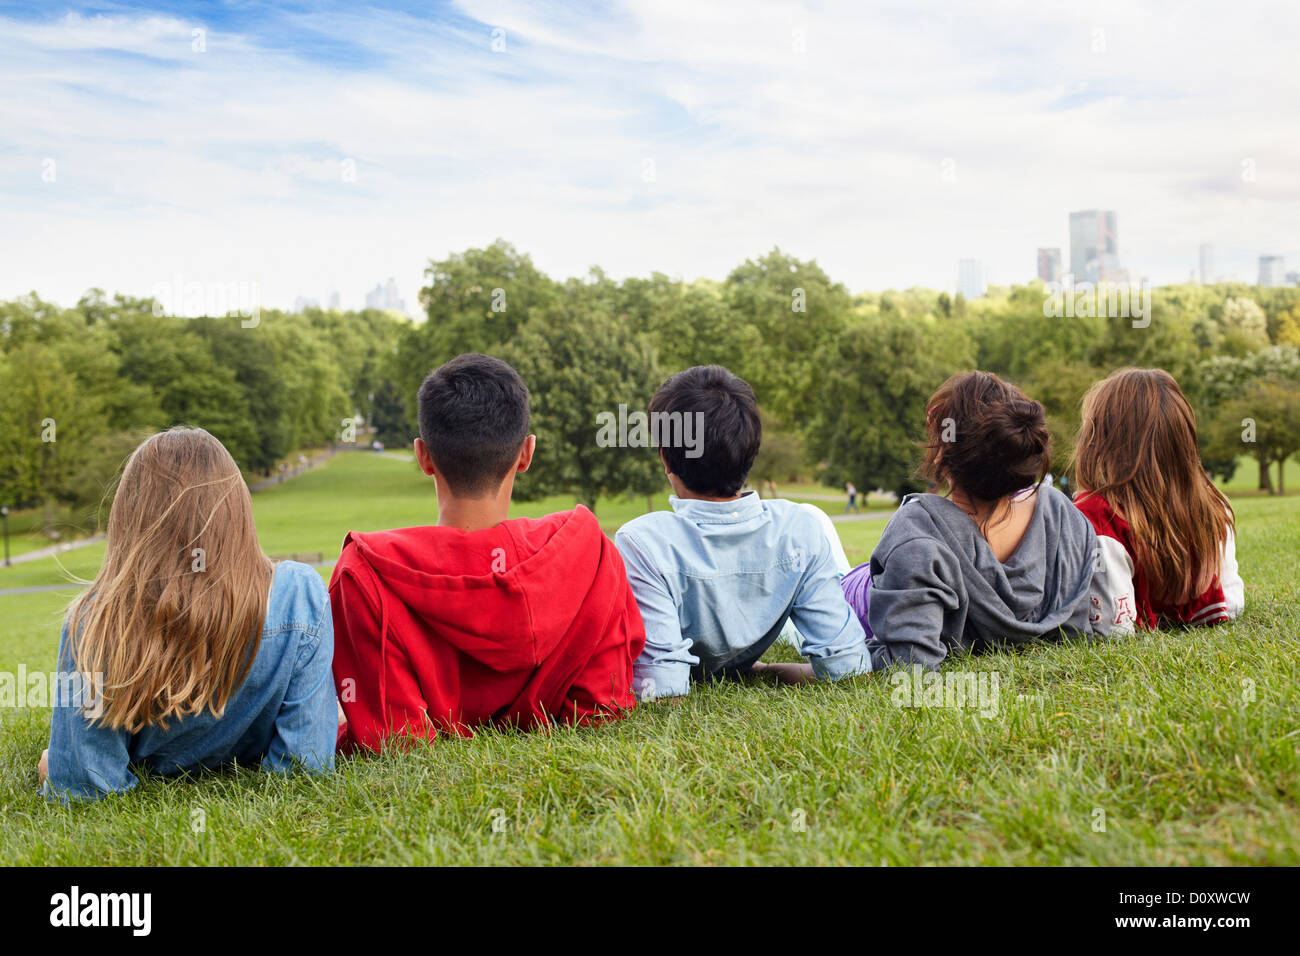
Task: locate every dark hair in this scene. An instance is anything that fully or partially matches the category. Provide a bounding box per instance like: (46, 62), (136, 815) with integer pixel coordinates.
(649, 365), (760, 497)
(417, 353), (530, 496)
(920, 371), (1050, 503)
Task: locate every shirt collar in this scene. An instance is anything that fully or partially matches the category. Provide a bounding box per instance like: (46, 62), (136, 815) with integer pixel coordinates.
(668, 490), (762, 522)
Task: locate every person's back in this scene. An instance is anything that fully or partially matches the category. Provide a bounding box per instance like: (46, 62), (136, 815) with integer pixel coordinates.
(330, 353), (645, 751)
(44, 428), (336, 803)
(1073, 368), (1244, 631)
(615, 365), (869, 698)
(844, 371), (1099, 670)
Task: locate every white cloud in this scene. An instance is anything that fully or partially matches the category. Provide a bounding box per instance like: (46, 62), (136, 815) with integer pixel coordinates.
(1, 0), (1298, 311)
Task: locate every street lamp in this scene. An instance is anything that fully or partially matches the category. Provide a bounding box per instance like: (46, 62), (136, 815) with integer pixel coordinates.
(1, 505), (9, 567)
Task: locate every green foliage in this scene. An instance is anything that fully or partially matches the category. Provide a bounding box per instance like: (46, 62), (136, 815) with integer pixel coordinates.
(0, 293), (410, 535)
(808, 314), (976, 497)
(503, 286), (664, 512)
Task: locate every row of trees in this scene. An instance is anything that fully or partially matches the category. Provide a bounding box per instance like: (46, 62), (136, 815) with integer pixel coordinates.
(1, 292), (405, 531)
(394, 241), (1300, 504)
(4, 240), (1300, 535)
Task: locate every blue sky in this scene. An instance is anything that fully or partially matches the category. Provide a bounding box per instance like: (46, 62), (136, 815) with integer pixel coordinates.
(2, 0), (1298, 311)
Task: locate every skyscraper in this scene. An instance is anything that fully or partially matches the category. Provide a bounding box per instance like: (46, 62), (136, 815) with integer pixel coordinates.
(1198, 244), (1215, 284)
(365, 278), (407, 312)
(958, 259), (985, 299)
(1036, 248), (1062, 283)
(1258, 256), (1286, 287)
(1069, 210), (1124, 282)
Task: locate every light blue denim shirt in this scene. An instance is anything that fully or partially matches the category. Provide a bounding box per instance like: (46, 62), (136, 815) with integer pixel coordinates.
(44, 560), (337, 803)
(615, 492), (870, 699)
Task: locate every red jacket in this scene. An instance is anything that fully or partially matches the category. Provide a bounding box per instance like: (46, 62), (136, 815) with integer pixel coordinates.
(330, 507), (646, 752)
(1073, 492), (1237, 630)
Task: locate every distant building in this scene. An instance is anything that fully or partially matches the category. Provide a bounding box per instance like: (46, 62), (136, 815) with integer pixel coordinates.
(1036, 248), (1062, 283)
(1199, 243), (1214, 284)
(1069, 209), (1125, 283)
(292, 295), (320, 313)
(1258, 256), (1286, 287)
(327, 291), (341, 310)
(1286, 271), (1300, 287)
(365, 278), (407, 313)
(958, 259), (985, 299)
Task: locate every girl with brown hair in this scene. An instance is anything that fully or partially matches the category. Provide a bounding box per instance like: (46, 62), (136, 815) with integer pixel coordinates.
(842, 371), (1101, 669)
(1073, 368), (1243, 631)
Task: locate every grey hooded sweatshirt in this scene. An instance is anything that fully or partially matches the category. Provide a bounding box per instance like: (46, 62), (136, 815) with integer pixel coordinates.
(866, 486), (1098, 670)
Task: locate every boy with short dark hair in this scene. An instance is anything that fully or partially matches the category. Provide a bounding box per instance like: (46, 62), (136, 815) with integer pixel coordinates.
(330, 353), (646, 751)
(615, 364), (869, 699)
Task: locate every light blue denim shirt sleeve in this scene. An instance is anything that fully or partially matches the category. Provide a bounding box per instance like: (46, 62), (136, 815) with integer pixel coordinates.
(44, 560), (337, 804)
(787, 522), (871, 682)
(780, 503), (850, 650)
(261, 565), (337, 775)
(46, 624), (138, 799)
(614, 529), (696, 699)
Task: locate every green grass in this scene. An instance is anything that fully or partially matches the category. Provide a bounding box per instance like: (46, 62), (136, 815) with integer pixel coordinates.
(0, 452), (1296, 865)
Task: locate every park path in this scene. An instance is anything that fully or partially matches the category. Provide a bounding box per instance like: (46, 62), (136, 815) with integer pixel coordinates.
(3, 534), (105, 567)
(248, 445), (342, 491)
(829, 510), (892, 524)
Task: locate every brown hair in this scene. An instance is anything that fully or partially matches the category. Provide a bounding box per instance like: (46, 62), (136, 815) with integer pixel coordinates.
(65, 427), (273, 732)
(1074, 368), (1233, 606)
(921, 371), (1051, 519)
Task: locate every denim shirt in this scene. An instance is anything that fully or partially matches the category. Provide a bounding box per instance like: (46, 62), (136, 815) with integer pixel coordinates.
(614, 492), (870, 699)
(44, 560), (337, 803)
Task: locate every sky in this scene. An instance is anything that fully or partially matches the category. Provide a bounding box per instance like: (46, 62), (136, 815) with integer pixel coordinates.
(2, 0), (1298, 313)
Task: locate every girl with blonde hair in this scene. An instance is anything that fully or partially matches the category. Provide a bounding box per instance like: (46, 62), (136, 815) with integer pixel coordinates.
(42, 427), (336, 802)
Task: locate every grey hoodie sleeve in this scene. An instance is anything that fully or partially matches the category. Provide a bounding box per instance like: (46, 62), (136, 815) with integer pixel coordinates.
(866, 535), (963, 671)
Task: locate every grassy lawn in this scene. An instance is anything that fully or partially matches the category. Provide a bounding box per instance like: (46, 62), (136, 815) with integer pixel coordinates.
(0, 452), (1295, 865)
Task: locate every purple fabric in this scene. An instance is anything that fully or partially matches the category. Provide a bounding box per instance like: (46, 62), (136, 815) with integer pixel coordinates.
(840, 563), (874, 640)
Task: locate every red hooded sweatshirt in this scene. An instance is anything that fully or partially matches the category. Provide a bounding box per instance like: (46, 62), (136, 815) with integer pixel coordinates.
(329, 506), (646, 753)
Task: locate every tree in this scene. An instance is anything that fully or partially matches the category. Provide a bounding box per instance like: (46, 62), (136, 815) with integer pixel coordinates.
(750, 412), (805, 493)
(502, 289), (664, 513)
(0, 343), (110, 531)
(1195, 346), (1300, 488)
(724, 249), (852, 427)
(807, 314), (975, 497)
(1209, 382), (1300, 495)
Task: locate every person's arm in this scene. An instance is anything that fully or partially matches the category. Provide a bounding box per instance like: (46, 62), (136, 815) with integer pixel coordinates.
(614, 529), (695, 700)
(865, 537), (960, 670)
(786, 522), (870, 681)
(262, 569), (338, 775)
(1220, 527), (1245, 620)
(44, 623), (137, 804)
(780, 505), (851, 651)
(1090, 534), (1138, 636)
(330, 562), (436, 751)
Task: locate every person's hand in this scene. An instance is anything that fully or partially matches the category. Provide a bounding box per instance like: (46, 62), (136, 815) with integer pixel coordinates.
(38, 749), (49, 783)
(752, 661), (815, 686)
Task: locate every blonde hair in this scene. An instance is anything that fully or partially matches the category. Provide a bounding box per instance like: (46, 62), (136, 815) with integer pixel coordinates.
(1074, 368), (1234, 606)
(66, 427), (272, 732)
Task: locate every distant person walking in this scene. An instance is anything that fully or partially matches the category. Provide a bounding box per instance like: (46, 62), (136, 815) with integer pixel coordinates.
(845, 482), (861, 513)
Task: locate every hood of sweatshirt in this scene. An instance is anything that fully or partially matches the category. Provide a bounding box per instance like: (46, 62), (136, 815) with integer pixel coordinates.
(339, 506), (617, 673)
(884, 485), (1097, 643)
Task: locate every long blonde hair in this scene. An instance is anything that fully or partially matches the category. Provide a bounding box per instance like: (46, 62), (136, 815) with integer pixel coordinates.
(1074, 368), (1234, 606)
(66, 427), (273, 732)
